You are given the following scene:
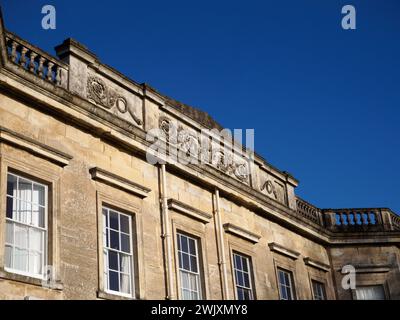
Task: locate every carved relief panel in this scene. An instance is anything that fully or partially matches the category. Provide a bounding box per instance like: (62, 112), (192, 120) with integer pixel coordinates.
(158, 115), (251, 185)
(86, 73), (143, 128)
(259, 171), (287, 205)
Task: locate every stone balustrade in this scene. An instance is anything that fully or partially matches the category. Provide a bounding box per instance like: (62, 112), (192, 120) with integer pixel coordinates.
(389, 212), (400, 231)
(295, 200), (400, 233)
(295, 197), (323, 226)
(323, 208), (387, 232)
(5, 32), (68, 88)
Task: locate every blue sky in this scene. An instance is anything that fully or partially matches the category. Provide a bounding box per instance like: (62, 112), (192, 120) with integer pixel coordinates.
(2, 0), (399, 213)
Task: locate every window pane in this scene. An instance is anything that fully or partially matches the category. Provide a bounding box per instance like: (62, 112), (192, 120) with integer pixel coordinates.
(5, 221), (13, 244)
(17, 201), (31, 224)
(235, 254), (242, 270)
(237, 271), (244, 286)
(7, 174), (17, 196)
(181, 236), (188, 253)
(14, 248), (28, 272)
(18, 178), (32, 203)
(188, 238), (196, 255)
(287, 286), (293, 300)
(189, 273), (198, 291)
(237, 287), (244, 300)
(5, 245), (12, 268)
(278, 270), (285, 285)
(243, 289), (251, 300)
(31, 205), (45, 228)
(120, 215), (130, 234)
(120, 273), (130, 294)
(33, 184), (45, 206)
(182, 253), (190, 271)
(191, 291), (199, 300)
(29, 228), (43, 252)
(108, 250), (118, 271)
(182, 289), (191, 300)
(15, 224), (28, 248)
(180, 271), (189, 289)
(242, 258), (248, 272)
(29, 251), (42, 275)
(243, 272), (250, 287)
(190, 255), (198, 273)
(121, 233), (130, 253)
(110, 230), (119, 250)
(280, 285), (288, 300)
(109, 211), (119, 230)
(6, 196), (14, 219)
(109, 271), (119, 292)
(120, 254), (130, 274)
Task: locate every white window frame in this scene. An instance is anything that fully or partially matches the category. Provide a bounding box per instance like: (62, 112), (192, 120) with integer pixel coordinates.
(278, 268), (296, 300)
(4, 172), (48, 280)
(233, 252), (254, 300)
(177, 232), (202, 300)
(102, 207), (134, 298)
(311, 279), (326, 300)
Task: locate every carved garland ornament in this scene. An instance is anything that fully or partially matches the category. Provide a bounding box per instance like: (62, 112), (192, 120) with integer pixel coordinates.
(159, 117), (249, 183)
(212, 151), (249, 182)
(87, 76), (142, 125)
(261, 180), (278, 199)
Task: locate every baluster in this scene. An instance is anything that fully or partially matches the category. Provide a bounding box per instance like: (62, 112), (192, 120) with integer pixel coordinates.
(38, 57), (45, 78)
(29, 52), (37, 73)
(361, 212), (368, 225)
(19, 46), (28, 68)
(55, 67), (61, 86)
(47, 62), (54, 82)
(10, 40), (18, 63)
(366, 211), (374, 225)
(339, 213), (345, 226)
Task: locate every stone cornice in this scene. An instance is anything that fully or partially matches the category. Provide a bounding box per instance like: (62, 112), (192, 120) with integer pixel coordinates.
(223, 223), (261, 243)
(167, 198), (212, 224)
(89, 167), (151, 198)
(268, 242), (300, 260)
(0, 126), (72, 166)
(303, 257), (331, 272)
(339, 264), (391, 274)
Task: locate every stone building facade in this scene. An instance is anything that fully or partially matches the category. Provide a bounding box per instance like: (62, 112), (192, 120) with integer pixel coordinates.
(0, 9), (399, 300)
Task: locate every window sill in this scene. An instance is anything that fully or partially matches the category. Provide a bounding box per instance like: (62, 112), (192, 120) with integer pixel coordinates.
(97, 290), (135, 300)
(0, 268), (63, 290)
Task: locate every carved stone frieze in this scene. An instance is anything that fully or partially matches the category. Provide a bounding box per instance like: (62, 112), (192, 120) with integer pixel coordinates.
(87, 75), (142, 126)
(158, 117), (250, 184)
(260, 178), (286, 204)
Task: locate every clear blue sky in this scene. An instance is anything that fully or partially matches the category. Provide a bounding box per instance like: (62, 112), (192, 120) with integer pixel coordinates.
(2, 0), (399, 212)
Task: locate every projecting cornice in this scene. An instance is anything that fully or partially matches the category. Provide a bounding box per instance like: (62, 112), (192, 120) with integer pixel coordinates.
(268, 242), (300, 260)
(0, 126), (72, 166)
(167, 198), (212, 224)
(303, 257), (331, 272)
(89, 167), (151, 198)
(223, 223), (261, 243)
